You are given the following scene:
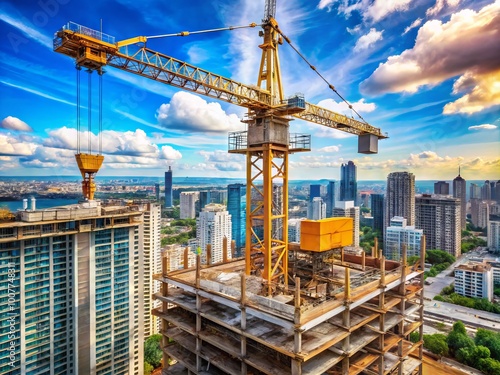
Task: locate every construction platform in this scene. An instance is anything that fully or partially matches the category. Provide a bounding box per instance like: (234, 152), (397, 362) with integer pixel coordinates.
(153, 245), (425, 375)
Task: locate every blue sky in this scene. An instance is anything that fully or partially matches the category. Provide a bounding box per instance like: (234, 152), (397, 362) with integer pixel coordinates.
(0, 0), (499, 180)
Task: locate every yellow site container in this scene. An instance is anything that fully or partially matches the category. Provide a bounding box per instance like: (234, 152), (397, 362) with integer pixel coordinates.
(300, 217), (353, 252)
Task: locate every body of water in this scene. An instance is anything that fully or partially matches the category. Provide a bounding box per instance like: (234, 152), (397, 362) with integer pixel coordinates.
(0, 198), (79, 212)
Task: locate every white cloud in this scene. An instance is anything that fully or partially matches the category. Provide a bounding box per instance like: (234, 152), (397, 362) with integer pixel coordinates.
(0, 12), (52, 49)
(427, 0), (461, 17)
(19, 146), (74, 169)
(1, 81), (76, 107)
(402, 18), (423, 35)
(354, 28), (383, 52)
(443, 69), (500, 114)
(0, 133), (37, 156)
(198, 149), (245, 171)
(320, 0), (414, 22)
(365, 0), (413, 22)
(468, 124), (498, 131)
(361, 2), (500, 114)
(160, 145), (182, 160)
(0, 116), (33, 132)
(316, 98), (376, 115)
(317, 0), (336, 11)
(186, 44), (209, 64)
(156, 92), (245, 133)
(347, 24), (361, 35)
(317, 145), (340, 152)
(42, 127), (183, 167)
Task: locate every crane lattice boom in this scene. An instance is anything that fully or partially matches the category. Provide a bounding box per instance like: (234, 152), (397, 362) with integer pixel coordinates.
(53, 22), (386, 139)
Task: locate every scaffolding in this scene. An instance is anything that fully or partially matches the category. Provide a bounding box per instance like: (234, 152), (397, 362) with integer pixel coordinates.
(153, 238), (426, 375)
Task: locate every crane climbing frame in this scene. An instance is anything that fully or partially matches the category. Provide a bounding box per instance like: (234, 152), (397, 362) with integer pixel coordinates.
(53, 6), (387, 294)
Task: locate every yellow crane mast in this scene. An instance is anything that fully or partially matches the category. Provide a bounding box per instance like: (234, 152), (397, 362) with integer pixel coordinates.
(53, 0), (387, 295)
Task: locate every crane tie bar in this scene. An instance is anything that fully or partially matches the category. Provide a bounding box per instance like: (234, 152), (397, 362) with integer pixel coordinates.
(146, 23), (261, 39)
(271, 24), (368, 125)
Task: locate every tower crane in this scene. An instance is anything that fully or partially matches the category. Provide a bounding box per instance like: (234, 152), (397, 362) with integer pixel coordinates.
(53, 0), (387, 295)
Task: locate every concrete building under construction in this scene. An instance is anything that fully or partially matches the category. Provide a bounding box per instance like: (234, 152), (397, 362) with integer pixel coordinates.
(154, 218), (425, 375)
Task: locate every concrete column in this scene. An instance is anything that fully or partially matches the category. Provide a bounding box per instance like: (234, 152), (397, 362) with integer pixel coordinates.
(344, 267), (350, 301)
(184, 246), (189, 269)
(223, 236), (228, 263)
(207, 244), (212, 265)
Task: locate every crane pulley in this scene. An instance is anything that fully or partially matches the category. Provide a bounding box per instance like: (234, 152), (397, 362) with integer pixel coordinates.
(53, 2), (387, 294)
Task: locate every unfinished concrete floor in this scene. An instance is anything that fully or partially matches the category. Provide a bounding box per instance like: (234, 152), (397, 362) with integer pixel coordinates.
(153, 251), (425, 375)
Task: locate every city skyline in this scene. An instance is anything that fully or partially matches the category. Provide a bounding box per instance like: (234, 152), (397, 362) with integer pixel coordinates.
(0, 0), (499, 179)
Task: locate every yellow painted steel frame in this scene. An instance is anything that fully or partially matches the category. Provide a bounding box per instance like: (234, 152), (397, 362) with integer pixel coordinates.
(245, 144), (288, 295)
(257, 17), (283, 103)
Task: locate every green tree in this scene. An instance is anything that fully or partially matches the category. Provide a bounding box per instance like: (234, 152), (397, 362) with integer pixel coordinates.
(144, 362), (154, 375)
(426, 249), (455, 265)
(478, 357), (500, 375)
(409, 331), (420, 343)
(441, 284), (454, 295)
(452, 321), (467, 335)
(144, 334), (163, 368)
(447, 321), (474, 356)
(475, 328), (500, 361)
(423, 334), (449, 357)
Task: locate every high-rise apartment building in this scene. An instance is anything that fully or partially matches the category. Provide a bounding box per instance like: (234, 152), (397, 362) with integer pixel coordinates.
(415, 194), (461, 258)
(196, 203), (232, 264)
(180, 191), (198, 219)
(227, 184), (246, 256)
(385, 172), (415, 230)
(333, 200), (360, 247)
(165, 166), (173, 207)
(210, 189), (228, 204)
(288, 218), (304, 243)
(197, 190), (211, 215)
(482, 180), (492, 201)
(470, 183), (481, 199)
(454, 262), (493, 301)
(490, 181), (497, 202)
(142, 202), (162, 337)
(340, 161), (357, 203)
(384, 216), (423, 261)
(452, 168), (466, 229)
(309, 197), (326, 220)
(434, 181), (449, 195)
(488, 217), (500, 253)
(155, 183), (160, 201)
(325, 180), (336, 217)
(371, 193), (384, 237)
(163, 244), (197, 270)
(0, 202), (145, 375)
(470, 199), (490, 228)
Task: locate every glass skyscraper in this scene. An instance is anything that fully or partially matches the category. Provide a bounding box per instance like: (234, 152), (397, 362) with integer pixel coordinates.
(326, 181), (336, 217)
(309, 184), (321, 202)
(227, 183), (246, 256)
(371, 193), (385, 242)
(453, 168), (466, 229)
(165, 166), (173, 207)
(340, 161), (357, 203)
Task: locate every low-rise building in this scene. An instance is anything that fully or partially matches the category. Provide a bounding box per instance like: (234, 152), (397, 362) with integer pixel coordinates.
(454, 262), (493, 301)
